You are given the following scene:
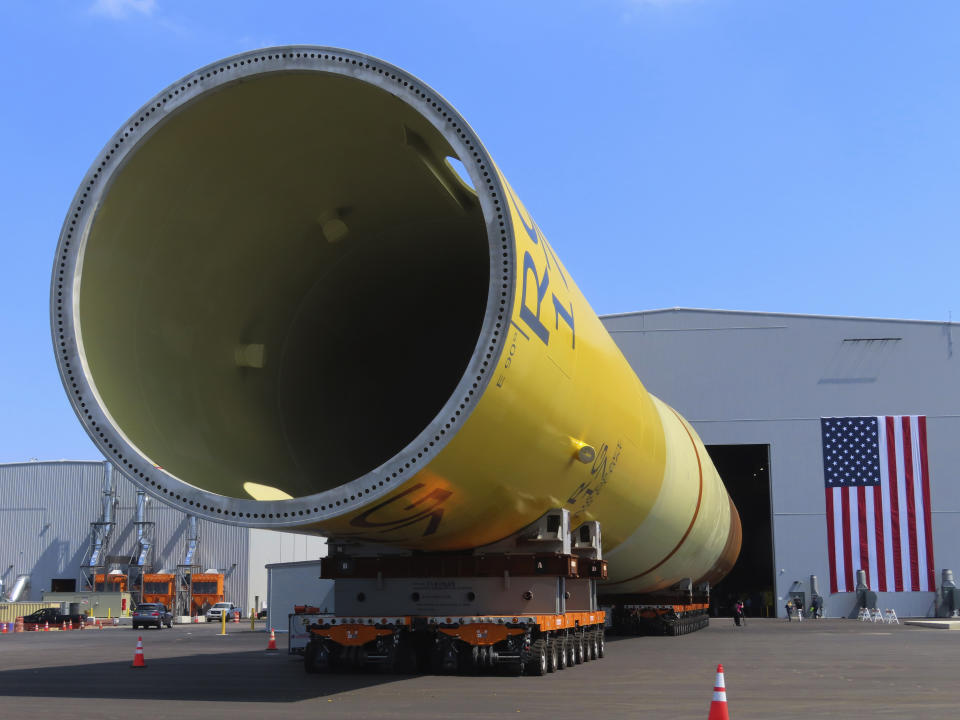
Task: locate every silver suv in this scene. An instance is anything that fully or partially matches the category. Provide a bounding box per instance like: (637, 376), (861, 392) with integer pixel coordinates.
(205, 602), (241, 622)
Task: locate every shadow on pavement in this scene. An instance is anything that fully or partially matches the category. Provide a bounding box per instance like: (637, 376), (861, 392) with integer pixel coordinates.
(0, 649), (410, 702)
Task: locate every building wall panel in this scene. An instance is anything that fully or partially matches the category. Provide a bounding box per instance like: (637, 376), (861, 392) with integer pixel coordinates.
(603, 309), (960, 619)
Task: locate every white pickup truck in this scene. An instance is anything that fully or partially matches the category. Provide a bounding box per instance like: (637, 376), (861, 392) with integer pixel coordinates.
(205, 602), (241, 622)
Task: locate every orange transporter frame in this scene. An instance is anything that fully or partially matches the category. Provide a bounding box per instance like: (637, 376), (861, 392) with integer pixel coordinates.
(304, 610), (606, 676)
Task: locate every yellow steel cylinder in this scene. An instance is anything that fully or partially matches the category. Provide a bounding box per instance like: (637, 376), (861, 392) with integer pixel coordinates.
(52, 46), (739, 597)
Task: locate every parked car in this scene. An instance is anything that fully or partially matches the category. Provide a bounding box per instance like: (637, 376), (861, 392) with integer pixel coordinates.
(205, 602), (241, 622)
(21, 607), (86, 629)
(132, 602), (173, 629)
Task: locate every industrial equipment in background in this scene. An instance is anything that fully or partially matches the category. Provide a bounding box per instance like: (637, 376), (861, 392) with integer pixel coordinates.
(51, 46), (741, 671)
(141, 572), (175, 608)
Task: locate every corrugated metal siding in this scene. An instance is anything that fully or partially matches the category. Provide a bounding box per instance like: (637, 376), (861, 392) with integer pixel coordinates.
(0, 461), (249, 607)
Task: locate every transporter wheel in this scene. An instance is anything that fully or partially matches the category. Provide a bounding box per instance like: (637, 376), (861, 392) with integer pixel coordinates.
(304, 640), (330, 674)
(546, 640), (558, 673)
(525, 640), (547, 677)
(572, 636), (583, 665)
(580, 634), (591, 663)
(566, 637), (577, 667)
(587, 632), (598, 661)
(430, 647), (450, 674)
(556, 638), (567, 670)
(396, 641), (420, 674)
(456, 644), (476, 675)
(597, 630), (605, 659)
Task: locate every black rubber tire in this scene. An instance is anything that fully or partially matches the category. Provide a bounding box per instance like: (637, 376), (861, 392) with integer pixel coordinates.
(597, 630), (605, 659)
(304, 641), (321, 674)
(430, 647), (449, 675)
(525, 641), (547, 677)
(456, 644), (475, 675)
(546, 640), (558, 673)
(556, 638), (567, 670)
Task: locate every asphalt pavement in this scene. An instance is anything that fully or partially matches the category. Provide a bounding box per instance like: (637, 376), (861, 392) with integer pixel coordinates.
(0, 618), (955, 719)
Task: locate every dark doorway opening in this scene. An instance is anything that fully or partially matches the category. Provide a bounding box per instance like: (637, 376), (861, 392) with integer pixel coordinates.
(705, 444), (774, 618)
(50, 578), (76, 593)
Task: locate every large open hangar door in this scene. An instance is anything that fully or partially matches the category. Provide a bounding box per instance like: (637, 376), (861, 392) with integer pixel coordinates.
(705, 444), (774, 617)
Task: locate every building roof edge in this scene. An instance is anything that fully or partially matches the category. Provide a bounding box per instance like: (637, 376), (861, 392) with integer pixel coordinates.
(599, 307), (960, 327)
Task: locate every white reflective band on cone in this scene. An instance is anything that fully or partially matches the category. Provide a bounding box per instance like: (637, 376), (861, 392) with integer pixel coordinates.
(712, 690), (727, 702)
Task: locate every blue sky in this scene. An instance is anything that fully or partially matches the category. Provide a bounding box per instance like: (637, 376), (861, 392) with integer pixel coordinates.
(1, 0), (958, 462)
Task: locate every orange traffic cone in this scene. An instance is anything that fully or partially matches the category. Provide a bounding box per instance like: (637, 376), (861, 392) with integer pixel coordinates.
(44, 621), (49, 632)
(97, 620), (103, 629)
(131, 636), (147, 668)
(266, 627), (278, 652)
(708, 664), (729, 720)
(233, 612), (239, 624)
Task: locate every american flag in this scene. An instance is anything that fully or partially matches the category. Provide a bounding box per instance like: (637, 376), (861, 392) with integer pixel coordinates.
(822, 416), (935, 594)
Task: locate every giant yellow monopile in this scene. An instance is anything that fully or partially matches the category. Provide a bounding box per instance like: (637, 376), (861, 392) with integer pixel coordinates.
(53, 46), (739, 596)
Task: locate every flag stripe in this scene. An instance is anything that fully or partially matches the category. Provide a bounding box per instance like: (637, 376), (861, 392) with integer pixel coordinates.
(885, 416), (904, 592)
(894, 419), (911, 591)
(833, 488), (846, 591)
(902, 417), (920, 591)
(841, 488), (853, 592)
(918, 417), (936, 590)
(825, 487), (838, 594)
(872, 482), (887, 591)
(909, 417), (929, 591)
(864, 485), (878, 593)
(878, 420), (895, 591)
(857, 485), (869, 584)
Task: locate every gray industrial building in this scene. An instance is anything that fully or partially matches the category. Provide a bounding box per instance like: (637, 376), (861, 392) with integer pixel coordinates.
(0, 460), (325, 613)
(602, 308), (959, 619)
